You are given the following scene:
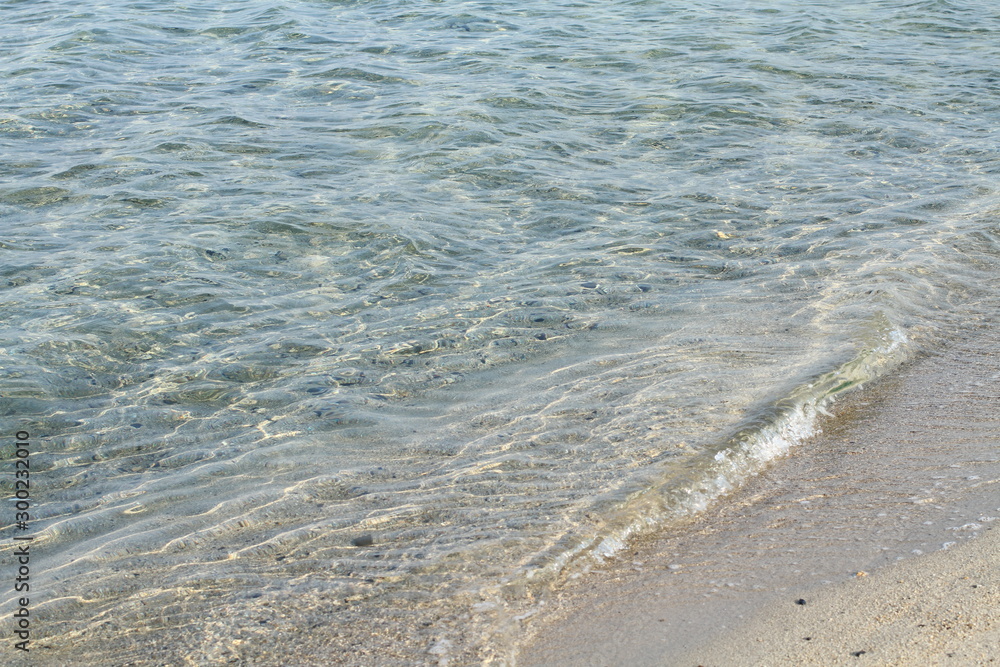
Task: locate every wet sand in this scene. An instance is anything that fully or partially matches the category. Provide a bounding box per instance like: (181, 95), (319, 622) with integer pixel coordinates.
(517, 324), (1000, 666)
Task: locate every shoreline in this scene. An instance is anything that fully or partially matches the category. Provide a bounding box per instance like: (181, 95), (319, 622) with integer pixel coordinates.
(516, 325), (1000, 665)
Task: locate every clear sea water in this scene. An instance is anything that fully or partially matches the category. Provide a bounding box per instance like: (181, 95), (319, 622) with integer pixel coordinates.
(2, 0), (999, 663)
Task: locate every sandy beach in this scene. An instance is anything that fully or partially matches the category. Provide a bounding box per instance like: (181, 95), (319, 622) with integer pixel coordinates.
(683, 523), (999, 666)
(518, 324), (1000, 666)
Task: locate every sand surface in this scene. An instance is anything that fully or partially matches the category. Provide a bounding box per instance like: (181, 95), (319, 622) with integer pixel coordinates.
(517, 325), (1000, 666)
(685, 523), (999, 666)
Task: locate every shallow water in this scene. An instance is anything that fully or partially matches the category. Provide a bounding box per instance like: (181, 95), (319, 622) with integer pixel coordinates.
(2, 0), (1000, 663)
(521, 323), (1000, 665)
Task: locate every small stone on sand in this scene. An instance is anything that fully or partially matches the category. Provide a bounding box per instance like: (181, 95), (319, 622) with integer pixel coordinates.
(352, 534), (374, 547)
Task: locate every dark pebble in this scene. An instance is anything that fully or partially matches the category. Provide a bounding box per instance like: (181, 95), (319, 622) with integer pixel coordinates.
(351, 534), (374, 547)
(581, 281), (598, 289)
(131, 423), (142, 428)
(796, 598), (807, 605)
(851, 650), (866, 657)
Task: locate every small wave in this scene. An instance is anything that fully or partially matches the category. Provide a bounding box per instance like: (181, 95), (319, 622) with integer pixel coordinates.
(520, 324), (911, 581)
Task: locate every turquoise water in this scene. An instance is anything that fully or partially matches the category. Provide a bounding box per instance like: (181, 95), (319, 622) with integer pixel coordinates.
(2, 0), (1000, 663)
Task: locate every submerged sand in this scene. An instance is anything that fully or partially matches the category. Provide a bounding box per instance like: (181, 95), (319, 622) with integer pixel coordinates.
(518, 324), (1000, 666)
